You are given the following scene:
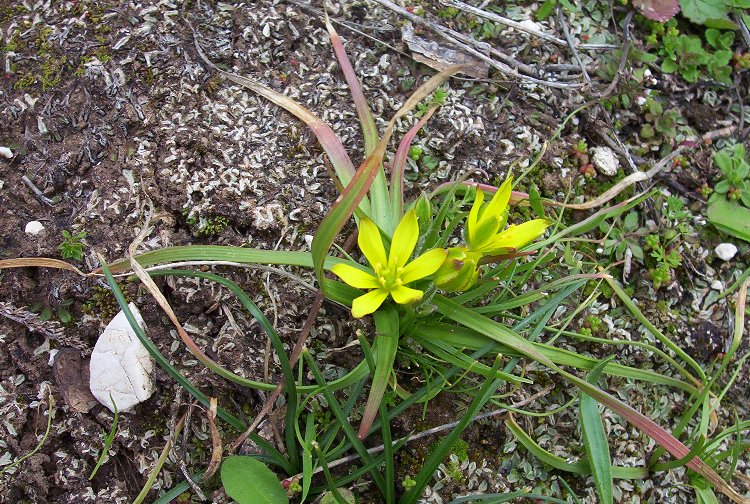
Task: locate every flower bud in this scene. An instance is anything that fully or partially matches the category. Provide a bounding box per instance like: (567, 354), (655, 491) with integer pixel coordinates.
(434, 247), (482, 292)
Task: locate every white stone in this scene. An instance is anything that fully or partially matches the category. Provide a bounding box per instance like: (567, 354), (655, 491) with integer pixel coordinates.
(518, 19), (543, 32)
(711, 280), (724, 291)
(591, 146), (620, 176)
(24, 221), (45, 235)
(37, 117), (48, 135)
(715, 243), (738, 261)
(0, 147), (12, 159)
(89, 303), (154, 413)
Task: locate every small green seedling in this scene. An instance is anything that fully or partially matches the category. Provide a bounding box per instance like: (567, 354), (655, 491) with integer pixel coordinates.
(59, 230), (87, 261)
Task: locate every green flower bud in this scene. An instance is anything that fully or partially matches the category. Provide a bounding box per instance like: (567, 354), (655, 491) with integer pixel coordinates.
(434, 247), (482, 292)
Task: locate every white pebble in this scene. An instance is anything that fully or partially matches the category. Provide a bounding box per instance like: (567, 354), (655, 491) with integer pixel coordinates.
(591, 146), (620, 176)
(711, 280), (724, 291)
(714, 243), (738, 261)
(0, 146), (12, 159)
(89, 303), (154, 413)
(37, 117), (48, 135)
(25, 221), (45, 235)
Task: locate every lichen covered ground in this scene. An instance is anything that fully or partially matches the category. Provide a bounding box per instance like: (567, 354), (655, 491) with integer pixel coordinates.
(1, 0), (749, 503)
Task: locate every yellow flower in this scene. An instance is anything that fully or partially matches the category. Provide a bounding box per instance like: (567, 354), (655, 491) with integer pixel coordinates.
(332, 210), (447, 318)
(466, 178), (551, 256)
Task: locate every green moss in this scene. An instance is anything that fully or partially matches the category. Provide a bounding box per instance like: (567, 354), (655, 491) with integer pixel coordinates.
(39, 55), (67, 90)
(13, 73), (37, 90)
(82, 285), (131, 320)
(182, 210), (231, 237)
(451, 438), (470, 462)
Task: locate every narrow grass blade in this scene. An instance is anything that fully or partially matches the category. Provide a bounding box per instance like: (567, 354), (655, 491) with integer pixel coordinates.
(432, 295), (748, 504)
(358, 306), (400, 440)
(579, 357), (615, 504)
(99, 260), (292, 472)
(302, 349), (387, 493)
(389, 109), (436, 224)
(325, 15), (390, 231)
(192, 34), (360, 195)
(448, 492), (572, 503)
(359, 335), (395, 503)
(133, 415), (185, 504)
(606, 276), (705, 383)
(399, 355), (504, 504)
(0, 257), (85, 276)
(102, 246), (330, 274)
(504, 415), (647, 478)
(301, 413), (315, 502)
(149, 270), (300, 468)
(89, 398), (119, 479)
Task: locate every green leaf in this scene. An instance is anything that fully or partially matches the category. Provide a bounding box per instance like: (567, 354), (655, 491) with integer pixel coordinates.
(680, 0), (729, 24)
(640, 123), (656, 139)
(708, 198), (750, 242)
(715, 180), (731, 193)
(580, 357), (615, 504)
(57, 308), (72, 324)
(661, 58), (680, 73)
(221, 456), (289, 504)
(529, 183), (545, 218)
(703, 18), (739, 30)
(312, 65), (466, 288)
(536, 0), (556, 20)
(623, 211), (638, 231)
(359, 307), (400, 439)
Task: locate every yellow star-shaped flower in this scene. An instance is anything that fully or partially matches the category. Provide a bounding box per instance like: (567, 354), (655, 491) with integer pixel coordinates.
(466, 178), (551, 255)
(332, 210), (447, 318)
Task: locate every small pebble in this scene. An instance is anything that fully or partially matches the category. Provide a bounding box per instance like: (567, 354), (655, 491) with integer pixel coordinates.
(591, 146), (620, 176)
(711, 280), (724, 291)
(0, 146), (12, 159)
(714, 243), (738, 261)
(25, 220), (45, 235)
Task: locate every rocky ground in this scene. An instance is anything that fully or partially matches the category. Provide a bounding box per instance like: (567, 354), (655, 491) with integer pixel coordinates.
(1, 0), (749, 503)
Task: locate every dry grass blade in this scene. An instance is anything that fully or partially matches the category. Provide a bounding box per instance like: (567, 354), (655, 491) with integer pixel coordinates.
(0, 257), (86, 276)
(552, 147), (685, 211)
(203, 398), (223, 480)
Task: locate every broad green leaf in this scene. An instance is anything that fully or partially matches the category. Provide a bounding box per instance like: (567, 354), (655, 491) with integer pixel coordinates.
(221, 456), (289, 504)
(680, 0), (729, 24)
(708, 199), (750, 242)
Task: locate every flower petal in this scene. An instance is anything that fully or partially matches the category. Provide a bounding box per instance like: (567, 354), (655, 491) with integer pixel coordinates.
(482, 177), (512, 224)
(358, 218), (387, 268)
(351, 288), (390, 318)
(471, 179), (512, 249)
(400, 248), (448, 284)
(331, 263), (380, 289)
(480, 219), (551, 254)
(388, 209), (419, 269)
(466, 188), (484, 245)
(390, 285), (424, 304)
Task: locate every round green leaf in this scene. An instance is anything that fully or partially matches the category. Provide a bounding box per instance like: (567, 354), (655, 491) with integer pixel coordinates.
(221, 456), (289, 504)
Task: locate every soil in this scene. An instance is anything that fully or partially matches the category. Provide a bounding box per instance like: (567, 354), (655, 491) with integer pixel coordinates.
(1, 1), (749, 503)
